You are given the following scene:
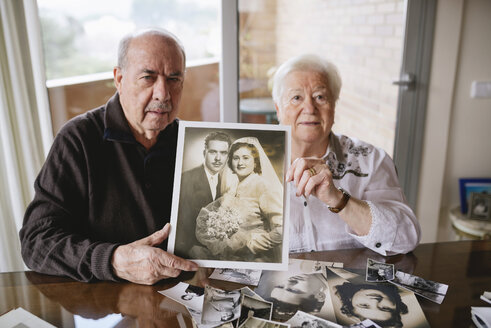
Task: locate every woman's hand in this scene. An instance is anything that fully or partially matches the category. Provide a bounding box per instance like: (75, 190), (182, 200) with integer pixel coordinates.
(287, 157), (372, 236)
(286, 157), (344, 207)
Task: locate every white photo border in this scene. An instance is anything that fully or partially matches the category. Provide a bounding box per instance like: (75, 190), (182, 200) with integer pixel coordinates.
(167, 120), (290, 271)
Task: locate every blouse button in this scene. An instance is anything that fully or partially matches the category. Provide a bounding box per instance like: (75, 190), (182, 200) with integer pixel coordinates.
(304, 201), (307, 207)
(375, 242), (382, 248)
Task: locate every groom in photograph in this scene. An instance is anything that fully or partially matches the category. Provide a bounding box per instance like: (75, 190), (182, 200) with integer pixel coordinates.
(174, 131), (232, 257)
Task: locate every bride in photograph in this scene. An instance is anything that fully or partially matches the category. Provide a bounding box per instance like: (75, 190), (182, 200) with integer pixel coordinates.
(193, 137), (284, 262)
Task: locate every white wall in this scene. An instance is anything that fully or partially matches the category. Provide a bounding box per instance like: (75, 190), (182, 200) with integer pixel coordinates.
(417, 0), (491, 243)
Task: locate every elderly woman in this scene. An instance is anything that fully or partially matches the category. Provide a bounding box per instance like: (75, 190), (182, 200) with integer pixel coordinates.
(272, 54), (420, 255)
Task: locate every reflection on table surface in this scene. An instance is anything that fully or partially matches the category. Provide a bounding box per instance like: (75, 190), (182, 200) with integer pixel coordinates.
(1, 240), (490, 327)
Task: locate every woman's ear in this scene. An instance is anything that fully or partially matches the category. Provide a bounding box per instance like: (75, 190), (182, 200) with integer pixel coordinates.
(274, 103), (281, 123)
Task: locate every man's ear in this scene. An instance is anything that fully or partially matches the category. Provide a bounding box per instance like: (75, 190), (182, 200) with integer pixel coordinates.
(114, 66), (123, 91)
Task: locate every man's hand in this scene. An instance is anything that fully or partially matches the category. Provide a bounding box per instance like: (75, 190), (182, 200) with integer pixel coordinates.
(111, 223), (198, 285)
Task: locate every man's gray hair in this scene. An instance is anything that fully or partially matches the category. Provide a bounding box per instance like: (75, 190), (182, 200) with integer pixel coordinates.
(117, 28), (186, 70)
(272, 54), (342, 106)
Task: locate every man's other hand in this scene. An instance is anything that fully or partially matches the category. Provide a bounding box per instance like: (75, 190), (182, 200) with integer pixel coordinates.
(111, 223), (198, 285)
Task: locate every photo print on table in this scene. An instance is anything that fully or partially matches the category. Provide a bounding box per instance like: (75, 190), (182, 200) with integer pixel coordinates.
(209, 268), (262, 286)
(285, 310), (342, 328)
(349, 319), (382, 328)
(366, 259), (394, 282)
(240, 287), (266, 302)
(158, 282), (204, 312)
(326, 267), (430, 328)
(254, 271), (336, 322)
(389, 271), (449, 304)
(167, 121), (291, 270)
(241, 316), (290, 328)
(288, 258), (343, 279)
(201, 285), (242, 325)
(237, 294), (273, 327)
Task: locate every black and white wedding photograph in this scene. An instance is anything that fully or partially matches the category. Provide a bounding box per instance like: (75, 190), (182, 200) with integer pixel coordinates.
(168, 121), (290, 270)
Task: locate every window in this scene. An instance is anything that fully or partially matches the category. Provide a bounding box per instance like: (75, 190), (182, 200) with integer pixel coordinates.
(37, 0), (221, 133)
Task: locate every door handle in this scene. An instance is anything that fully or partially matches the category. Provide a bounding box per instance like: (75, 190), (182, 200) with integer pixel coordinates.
(392, 72), (415, 90)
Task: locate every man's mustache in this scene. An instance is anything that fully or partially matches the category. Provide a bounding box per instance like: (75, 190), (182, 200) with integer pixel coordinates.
(145, 101), (172, 113)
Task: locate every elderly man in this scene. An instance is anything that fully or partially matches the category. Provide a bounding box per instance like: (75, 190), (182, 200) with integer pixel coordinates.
(174, 131), (231, 258)
(19, 28), (198, 284)
(273, 54), (420, 255)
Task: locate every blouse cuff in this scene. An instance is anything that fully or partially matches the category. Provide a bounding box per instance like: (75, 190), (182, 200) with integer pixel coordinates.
(347, 201), (395, 255)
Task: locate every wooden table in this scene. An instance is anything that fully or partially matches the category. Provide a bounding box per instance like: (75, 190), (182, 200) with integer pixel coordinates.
(1, 240), (490, 327)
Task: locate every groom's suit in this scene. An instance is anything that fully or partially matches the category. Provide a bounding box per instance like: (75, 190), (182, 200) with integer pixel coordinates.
(175, 164), (221, 257)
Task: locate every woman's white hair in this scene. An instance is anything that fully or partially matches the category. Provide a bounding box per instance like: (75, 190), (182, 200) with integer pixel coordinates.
(272, 54), (342, 106)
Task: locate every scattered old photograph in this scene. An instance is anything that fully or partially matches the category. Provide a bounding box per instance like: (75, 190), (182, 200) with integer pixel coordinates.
(285, 310), (342, 328)
(348, 319), (382, 328)
(326, 268), (430, 328)
(241, 316), (290, 328)
(187, 306), (235, 328)
(254, 271), (336, 322)
(240, 287), (266, 302)
(366, 259), (394, 282)
(202, 285), (242, 325)
(158, 282), (204, 312)
(237, 294), (273, 327)
(469, 192), (491, 220)
(481, 291), (491, 304)
(168, 121), (291, 271)
(389, 271), (448, 304)
(209, 268), (263, 286)
(289, 259), (343, 279)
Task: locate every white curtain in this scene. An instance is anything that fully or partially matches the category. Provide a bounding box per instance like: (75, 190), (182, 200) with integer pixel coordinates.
(0, 0), (52, 272)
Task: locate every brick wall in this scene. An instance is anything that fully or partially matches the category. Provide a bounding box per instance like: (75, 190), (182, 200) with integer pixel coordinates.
(240, 0), (405, 156)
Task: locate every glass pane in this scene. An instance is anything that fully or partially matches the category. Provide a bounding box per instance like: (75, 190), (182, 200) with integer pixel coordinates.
(37, 0), (220, 134)
(238, 0), (405, 156)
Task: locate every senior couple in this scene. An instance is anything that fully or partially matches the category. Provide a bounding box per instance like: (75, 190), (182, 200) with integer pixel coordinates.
(20, 29), (420, 285)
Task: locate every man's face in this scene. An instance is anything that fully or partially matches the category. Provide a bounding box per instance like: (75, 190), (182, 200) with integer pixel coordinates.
(270, 274), (325, 306)
(114, 33), (185, 141)
(204, 140), (229, 174)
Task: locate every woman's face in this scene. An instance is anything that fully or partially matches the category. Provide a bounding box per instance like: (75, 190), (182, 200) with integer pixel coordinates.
(351, 289), (397, 322)
(231, 147), (255, 179)
(276, 70), (335, 147)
